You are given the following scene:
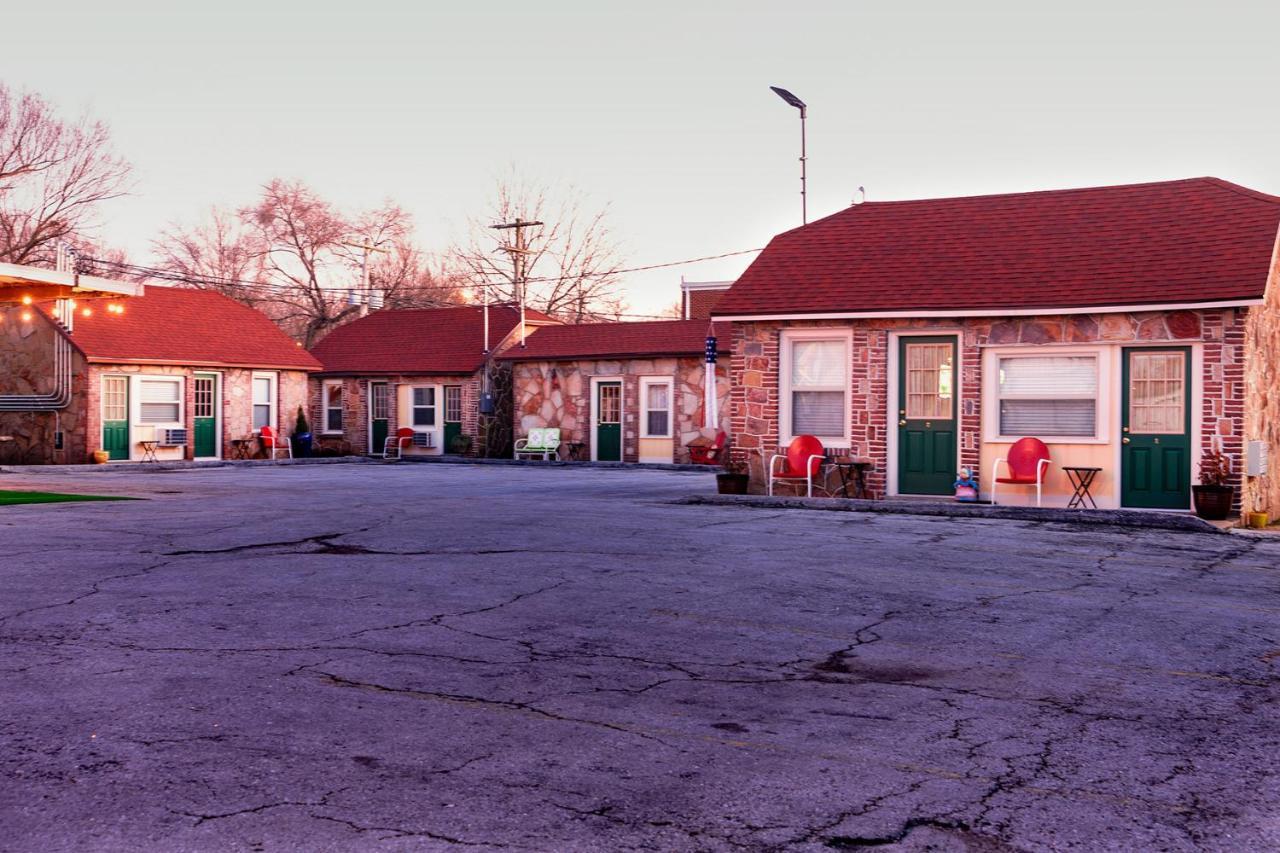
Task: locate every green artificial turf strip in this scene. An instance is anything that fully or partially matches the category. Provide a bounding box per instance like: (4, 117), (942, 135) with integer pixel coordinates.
(0, 490), (137, 506)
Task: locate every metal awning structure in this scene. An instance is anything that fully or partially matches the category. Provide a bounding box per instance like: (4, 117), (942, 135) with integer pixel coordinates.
(0, 260), (144, 303)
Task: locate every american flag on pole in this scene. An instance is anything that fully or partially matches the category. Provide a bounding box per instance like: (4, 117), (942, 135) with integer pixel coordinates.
(704, 330), (718, 430)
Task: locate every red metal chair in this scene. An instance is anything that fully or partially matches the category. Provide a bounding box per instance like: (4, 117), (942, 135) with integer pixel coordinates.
(768, 434), (826, 497)
(687, 430), (728, 465)
(259, 425), (292, 460)
(383, 427), (415, 461)
(991, 437), (1052, 506)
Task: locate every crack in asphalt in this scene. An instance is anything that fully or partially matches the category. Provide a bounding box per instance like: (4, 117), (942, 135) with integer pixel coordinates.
(314, 670), (678, 747)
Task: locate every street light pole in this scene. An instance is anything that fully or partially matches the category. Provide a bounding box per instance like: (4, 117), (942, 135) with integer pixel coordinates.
(770, 86), (808, 225)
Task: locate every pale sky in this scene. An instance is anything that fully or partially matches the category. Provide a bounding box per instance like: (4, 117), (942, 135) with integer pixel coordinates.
(2, 1), (1277, 315)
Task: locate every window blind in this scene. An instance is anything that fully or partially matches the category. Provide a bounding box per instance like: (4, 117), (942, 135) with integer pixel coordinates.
(999, 356), (1097, 396)
(140, 380), (180, 423)
(791, 340), (845, 386)
(1000, 399), (1096, 436)
(793, 391), (845, 436)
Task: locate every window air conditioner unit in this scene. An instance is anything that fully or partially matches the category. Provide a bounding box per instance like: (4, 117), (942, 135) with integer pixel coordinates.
(159, 428), (188, 447)
(412, 431), (436, 448)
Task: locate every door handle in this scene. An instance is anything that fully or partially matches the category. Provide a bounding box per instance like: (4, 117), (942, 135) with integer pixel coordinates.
(1122, 437), (1131, 444)
(898, 419), (907, 427)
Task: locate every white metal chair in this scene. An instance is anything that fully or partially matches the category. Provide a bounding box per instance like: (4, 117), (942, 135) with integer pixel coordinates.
(514, 427), (562, 461)
(768, 435), (826, 498)
(259, 425), (292, 460)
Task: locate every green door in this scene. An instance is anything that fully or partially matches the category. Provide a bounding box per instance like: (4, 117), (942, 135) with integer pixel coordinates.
(193, 373), (218, 458)
(443, 385), (463, 453)
(595, 381), (622, 461)
(101, 375), (129, 461)
(897, 336), (957, 495)
(369, 382), (389, 454)
(1121, 347), (1191, 509)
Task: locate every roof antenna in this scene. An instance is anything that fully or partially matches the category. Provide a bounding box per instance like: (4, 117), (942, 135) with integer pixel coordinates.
(853, 186), (866, 206)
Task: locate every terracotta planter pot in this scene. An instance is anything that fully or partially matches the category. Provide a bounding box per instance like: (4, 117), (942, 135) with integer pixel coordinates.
(91, 450), (110, 465)
(1191, 485), (1234, 520)
(716, 473), (749, 495)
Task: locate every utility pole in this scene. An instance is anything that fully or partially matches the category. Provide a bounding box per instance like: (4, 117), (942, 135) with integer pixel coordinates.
(490, 218), (543, 347)
(341, 237), (388, 316)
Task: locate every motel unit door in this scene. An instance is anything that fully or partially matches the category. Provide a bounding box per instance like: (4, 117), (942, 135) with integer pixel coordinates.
(595, 381), (623, 462)
(443, 385), (463, 453)
(1121, 347), (1192, 509)
(896, 336), (958, 495)
(101, 375), (130, 461)
(193, 373), (219, 458)
(369, 382), (390, 454)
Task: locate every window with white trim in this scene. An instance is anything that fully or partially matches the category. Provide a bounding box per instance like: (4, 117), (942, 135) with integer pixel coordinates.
(782, 333), (850, 442)
(252, 373), (276, 431)
(996, 355), (1098, 437)
(323, 381), (344, 433)
(139, 378), (182, 424)
(412, 387), (437, 427)
(640, 377), (673, 438)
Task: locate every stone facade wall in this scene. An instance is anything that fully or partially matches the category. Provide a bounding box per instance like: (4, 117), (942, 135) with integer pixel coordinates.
(513, 357), (731, 463)
(308, 374), (482, 455)
(0, 307), (89, 464)
(84, 364), (311, 462)
(731, 309), (1246, 502)
(1244, 237), (1280, 518)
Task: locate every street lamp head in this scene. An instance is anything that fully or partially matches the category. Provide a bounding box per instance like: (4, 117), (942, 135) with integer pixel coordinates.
(770, 85), (807, 115)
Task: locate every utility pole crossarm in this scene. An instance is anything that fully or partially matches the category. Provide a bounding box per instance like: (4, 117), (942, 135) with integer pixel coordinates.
(489, 218), (544, 348)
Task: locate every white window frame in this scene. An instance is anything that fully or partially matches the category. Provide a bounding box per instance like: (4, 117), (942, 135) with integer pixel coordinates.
(639, 377), (674, 439)
(779, 328), (852, 446)
(411, 385), (438, 429)
(982, 345), (1111, 444)
(252, 372), (278, 433)
(136, 376), (183, 426)
(322, 380), (344, 434)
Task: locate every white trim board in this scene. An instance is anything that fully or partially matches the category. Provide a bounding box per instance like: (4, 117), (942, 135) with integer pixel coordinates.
(716, 299), (1260, 323)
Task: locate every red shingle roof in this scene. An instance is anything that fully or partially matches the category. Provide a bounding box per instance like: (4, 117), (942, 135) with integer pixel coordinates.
(311, 304), (551, 375)
(715, 177), (1280, 317)
(66, 286), (320, 370)
(498, 319), (722, 361)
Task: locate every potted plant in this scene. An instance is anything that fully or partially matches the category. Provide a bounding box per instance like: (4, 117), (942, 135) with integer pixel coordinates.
(450, 434), (473, 456)
(715, 448), (750, 495)
(1191, 449), (1234, 520)
(291, 406), (313, 458)
(1245, 492), (1270, 529)
(91, 449), (110, 464)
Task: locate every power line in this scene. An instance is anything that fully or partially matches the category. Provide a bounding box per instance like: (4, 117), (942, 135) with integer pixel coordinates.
(80, 244), (761, 321)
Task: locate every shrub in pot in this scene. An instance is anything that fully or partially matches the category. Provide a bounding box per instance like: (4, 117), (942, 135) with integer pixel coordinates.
(715, 449), (750, 495)
(450, 434), (473, 456)
(1191, 449), (1234, 520)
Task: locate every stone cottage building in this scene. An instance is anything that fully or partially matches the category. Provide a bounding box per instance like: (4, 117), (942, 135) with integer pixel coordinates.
(500, 319), (730, 463)
(714, 177), (1280, 514)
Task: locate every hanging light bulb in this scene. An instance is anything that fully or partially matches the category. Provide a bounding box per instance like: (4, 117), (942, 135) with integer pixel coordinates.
(68, 299), (77, 309)
(82, 307), (93, 317)
(21, 311), (32, 321)
(21, 295), (32, 305)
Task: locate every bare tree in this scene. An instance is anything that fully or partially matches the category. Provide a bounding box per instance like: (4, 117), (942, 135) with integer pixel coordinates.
(370, 241), (468, 310)
(0, 84), (132, 265)
(151, 206), (267, 301)
(450, 174), (626, 323)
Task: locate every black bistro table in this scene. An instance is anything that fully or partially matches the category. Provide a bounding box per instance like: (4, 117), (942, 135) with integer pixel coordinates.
(830, 457), (875, 500)
(1063, 465), (1102, 509)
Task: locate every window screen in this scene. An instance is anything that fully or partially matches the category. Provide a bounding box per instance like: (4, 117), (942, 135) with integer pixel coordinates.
(139, 379), (180, 423)
(997, 355), (1097, 437)
(413, 387), (436, 427)
(643, 381), (671, 437)
(789, 339), (846, 438)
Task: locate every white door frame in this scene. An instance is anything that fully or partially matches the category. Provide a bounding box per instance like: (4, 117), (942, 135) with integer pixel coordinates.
(589, 376), (624, 462)
(193, 371), (222, 459)
(368, 380), (389, 454)
(885, 329), (964, 497)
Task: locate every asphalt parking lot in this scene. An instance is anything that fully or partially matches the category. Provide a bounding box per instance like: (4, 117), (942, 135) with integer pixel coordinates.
(2, 462), (1278, 851)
